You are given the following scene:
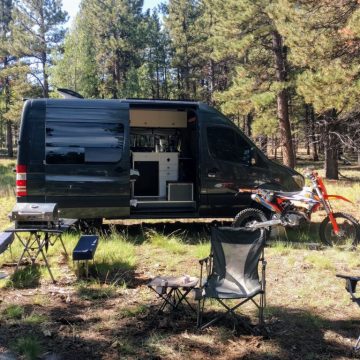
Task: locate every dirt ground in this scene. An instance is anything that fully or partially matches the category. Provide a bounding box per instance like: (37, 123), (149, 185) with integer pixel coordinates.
(0, 223), (360, 360)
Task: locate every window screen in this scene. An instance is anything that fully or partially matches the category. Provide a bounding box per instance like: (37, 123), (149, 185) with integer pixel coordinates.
(207, 127), (252, 164)
(46, 122), (124, 164)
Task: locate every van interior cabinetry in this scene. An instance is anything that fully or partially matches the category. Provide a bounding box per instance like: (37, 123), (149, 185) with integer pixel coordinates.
(132, 152), (178, 197)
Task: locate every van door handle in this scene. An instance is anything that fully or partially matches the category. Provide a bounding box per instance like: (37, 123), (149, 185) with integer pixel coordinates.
(207, 168), (218, 178)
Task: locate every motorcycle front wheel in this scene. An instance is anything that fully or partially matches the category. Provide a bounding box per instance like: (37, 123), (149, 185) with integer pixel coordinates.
(319, 212), (360, 247)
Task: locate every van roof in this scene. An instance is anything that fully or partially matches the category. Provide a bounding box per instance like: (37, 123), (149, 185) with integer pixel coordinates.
(124, 99), (200, 106)
(27, 98), (203, 108)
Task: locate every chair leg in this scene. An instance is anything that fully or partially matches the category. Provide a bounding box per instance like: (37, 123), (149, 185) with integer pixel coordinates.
(259, 292), (264, 326)
(197, 298), (205, 328)
(354, 334), (360, 351)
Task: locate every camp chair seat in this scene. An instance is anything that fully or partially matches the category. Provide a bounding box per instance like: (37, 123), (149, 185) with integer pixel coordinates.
(197, 227), (266, 331)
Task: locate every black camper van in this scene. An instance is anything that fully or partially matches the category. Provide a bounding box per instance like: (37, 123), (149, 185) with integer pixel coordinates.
(16, 99), (303, 221)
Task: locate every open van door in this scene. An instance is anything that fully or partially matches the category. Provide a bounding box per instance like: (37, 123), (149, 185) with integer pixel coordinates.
(44, 100), (130, 219)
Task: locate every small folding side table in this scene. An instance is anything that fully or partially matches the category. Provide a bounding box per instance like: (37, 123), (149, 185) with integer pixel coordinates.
(148, 275), (199, 315)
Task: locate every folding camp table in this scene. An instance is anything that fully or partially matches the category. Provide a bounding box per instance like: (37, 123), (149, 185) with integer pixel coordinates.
(148, 275), (199, 316)
(4, 221), (74, 283)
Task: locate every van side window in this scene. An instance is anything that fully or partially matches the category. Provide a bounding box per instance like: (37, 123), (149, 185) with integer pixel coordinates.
(46, 122), (124, 164)
(207, 127), (252, 164)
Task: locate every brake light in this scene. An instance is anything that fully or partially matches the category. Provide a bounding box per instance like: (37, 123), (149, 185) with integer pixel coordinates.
(16, 165), (27, 196)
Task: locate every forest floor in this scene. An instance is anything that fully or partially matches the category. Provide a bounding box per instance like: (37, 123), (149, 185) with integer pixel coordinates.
(0, 158), (360, 359)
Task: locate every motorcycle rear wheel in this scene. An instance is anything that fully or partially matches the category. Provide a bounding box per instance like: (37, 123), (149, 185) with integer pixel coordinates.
(319, 212), (360, 247)
(232, 208), (271, 238)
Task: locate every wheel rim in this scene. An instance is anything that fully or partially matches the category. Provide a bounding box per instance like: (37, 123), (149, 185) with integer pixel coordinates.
(238, 216), (263, 228)
(324, 217), (357, 246)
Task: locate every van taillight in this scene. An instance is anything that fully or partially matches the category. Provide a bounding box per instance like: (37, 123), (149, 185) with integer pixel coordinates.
(16, 165), (27, 196)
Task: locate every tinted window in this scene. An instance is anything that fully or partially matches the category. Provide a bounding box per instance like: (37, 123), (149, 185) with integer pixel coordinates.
(46, 122), (124, 164)
(207, 127), (252, 164)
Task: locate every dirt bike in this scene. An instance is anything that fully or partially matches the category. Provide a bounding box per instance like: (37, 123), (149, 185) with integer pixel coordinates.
(232, 170), (360, 246)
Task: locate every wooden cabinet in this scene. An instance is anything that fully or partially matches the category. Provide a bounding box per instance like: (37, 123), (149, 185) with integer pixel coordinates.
(130, 110), (187, 128)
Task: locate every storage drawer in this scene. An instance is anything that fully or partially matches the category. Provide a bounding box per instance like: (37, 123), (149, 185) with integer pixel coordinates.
(159, 153), (178, 165)
(159, 163), (178, 172)
(159, 170), (178, 179)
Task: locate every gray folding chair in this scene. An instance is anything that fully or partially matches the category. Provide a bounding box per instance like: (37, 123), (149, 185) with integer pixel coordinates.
(196, 227), (266, 331)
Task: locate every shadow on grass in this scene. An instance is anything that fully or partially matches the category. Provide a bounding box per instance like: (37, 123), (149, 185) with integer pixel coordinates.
(0, 295), (358, 359)
(5, 264), (41, 289)
(264, 306), (359, 359)
(76, 282), (117, 300)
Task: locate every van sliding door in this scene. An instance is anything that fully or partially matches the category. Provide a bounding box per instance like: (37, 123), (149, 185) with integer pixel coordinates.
(44, 100), (130, 219)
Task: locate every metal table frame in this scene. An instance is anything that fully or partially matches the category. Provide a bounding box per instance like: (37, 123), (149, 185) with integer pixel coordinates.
(148, 276), (199, 317)
(5, 227), (69, 283)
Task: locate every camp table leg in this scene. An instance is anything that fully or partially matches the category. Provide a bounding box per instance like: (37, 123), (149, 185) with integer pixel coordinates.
(35, 233), (56, 283)
(48, 233), (68, 258)
(14, 232), (36, 272)
(59, 234), (68, 257)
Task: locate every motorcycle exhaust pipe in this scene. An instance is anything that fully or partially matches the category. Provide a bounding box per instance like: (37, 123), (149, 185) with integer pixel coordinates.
(247, 219), (283, 228)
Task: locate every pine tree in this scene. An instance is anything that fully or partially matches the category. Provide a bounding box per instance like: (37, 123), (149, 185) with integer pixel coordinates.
(273, 0), (360, 178)
(11, 0), (68, 98)
(164, 0), (205, 99)
(209, 0), (296, 168)
(0, 0), (14, 156)
(51, 13), (99, 98)
(77, 0), (146, 99)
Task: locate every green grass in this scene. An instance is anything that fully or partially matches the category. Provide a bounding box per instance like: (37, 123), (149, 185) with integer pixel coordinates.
(145, 229), (188, 255)
(91, 229), (137, 283)
(23, 313), (48, 325)
(194, 240), (210, 259)
(304, 253), (335, 270)
(77, 281), (117, 300)
(2, 304), (24, 320)
(118, 304), (147, 318)
(0, 159), (16, 230)
(11, 336), (42, 360)
(5, 265), (42, 289)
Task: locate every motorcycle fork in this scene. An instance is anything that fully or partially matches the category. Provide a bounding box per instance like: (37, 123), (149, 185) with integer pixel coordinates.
(314, 181), (340, 235)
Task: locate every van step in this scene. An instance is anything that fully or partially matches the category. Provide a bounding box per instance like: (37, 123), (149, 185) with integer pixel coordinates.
(131, 200), (196, 213)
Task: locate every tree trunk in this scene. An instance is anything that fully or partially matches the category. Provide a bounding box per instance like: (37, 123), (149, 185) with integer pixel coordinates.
(6, 120), (13, 158)
(244, 113), (252, 137)
(305, 104), (310, 155)
(324, 111), (338, 179)
(310, 105), (319, 161)
(272, 31), (295, 168)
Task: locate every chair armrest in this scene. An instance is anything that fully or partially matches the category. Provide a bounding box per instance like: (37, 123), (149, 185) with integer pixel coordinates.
(336, 274), (360, 300)
(199, 256), (210, 265)
(336, 274), (360, 281)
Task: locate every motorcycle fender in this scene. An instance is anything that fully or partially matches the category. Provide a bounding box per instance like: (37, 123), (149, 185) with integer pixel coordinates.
(325, 195), (353, 203)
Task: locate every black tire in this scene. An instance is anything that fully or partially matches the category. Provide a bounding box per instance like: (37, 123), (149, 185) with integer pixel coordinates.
(232, 208), (268, 228)
(319, 212), (360, 247)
